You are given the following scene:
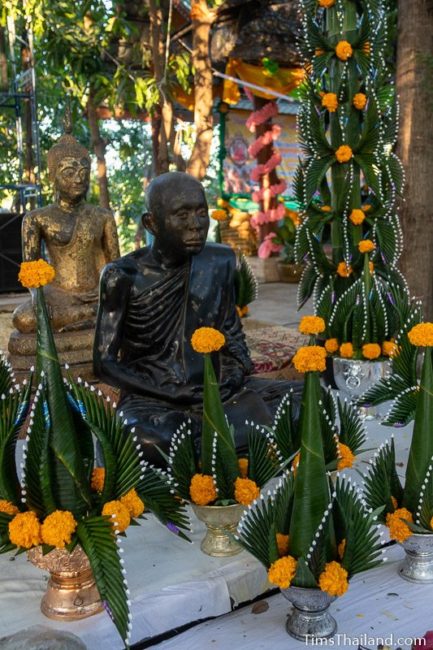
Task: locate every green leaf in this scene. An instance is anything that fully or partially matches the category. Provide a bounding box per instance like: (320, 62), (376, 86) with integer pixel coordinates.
(0, 387), (31, 505)
(234, 254), (258, 307)
(271, 392), (300, 461)
(77, 517), (130, 646)
(247, 425), (281, 487)
(363, 438), (403, 522)
(0, 353), (14, 395)
(166, 421), (196, 502)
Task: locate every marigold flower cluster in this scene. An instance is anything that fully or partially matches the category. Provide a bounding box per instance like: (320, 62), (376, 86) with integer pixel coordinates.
(211, 209), (228, 222)
(358, 239), (375, 254)
(236, 305), (249, 318)
(0, 500), (19, 516)
(8, 511), (41, 549)
(276, 533), (290, 557)
(299, 315), (326, 336)
(191, 327), (226, 354)
(293, 345), (327, 373)
(41, 510), (77, 548)
(189, 473), (217, 505)
(321, 92), (338, 112)
(353, 93), (367, 110)
(120, 488), (145, 518)
(318, 0), (335, 7)
(386, 508), (413, 543)
(102, 500), (131, 533)
(349, 209), (366, 225)
(267, 555), (297, 589)
(321, 205), (332, 213)
(382, 340), (398, 357)
(18, 259), (55, 289)
(91, 467), (105, 493)
(234, 477), (260, 506)
(318, 561), (349, 597)
(324, 338), (339, 354)
(335, 40), (353, 61)
(408, 323), (433, 347)
(362, 343), (381, 360)
(337, 442), (355, 470)
(340, 342), (353, 359)
(336, 261), (352, 277)
(335, 145), (353, 163)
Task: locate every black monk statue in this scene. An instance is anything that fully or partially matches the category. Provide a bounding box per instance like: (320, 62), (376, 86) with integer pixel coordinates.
(94, 172), (301, 466)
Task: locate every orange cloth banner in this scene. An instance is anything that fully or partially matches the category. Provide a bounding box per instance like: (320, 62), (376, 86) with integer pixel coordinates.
(222, 59), (304, 103)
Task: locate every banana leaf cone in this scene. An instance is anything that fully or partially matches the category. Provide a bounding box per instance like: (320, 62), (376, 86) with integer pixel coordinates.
(33, 286), (92, 515)
(201, 353), (239, 482)
(404, 347), (433, 513)
(289, 371), (335, 561)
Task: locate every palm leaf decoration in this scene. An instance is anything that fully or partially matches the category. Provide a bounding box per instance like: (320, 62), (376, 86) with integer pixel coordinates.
(415, 460), (433, 530)
(234, 253), (258, 308)
(247, 424), (281, 487)
(363, 437), (403, 522)
(337, 397), (366, 454)
(0, 352), (14, 395)
(77, 516), (130, 645)
(271, 392), (300, 460)
(166, 421), (196, 502)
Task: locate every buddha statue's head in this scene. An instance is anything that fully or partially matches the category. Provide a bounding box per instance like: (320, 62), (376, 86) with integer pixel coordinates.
(144, 172), (209, 263)
(47, 118), (91, 205)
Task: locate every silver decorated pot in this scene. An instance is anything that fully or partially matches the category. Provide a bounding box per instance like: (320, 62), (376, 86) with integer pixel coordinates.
(399, 533), (433, 583)
(281, 586), (337, 641)
(333, 358), (390, 418)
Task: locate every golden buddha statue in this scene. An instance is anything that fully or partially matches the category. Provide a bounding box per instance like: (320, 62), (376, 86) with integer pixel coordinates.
(9, 116), (120, 377)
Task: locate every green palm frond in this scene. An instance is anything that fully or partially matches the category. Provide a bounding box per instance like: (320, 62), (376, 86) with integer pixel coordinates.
(166, 420), (196, 502)
(212, 431), (236, 501)
(77, 516), (130, 646)
(68, 381), (142, 501)
(415, 460), (433, 530)
(382, 387), (419, 427)
(304, 156), (334, 206)
(0, 353), (14, 395)
(297, 264), (318, 308)
(247, 424), (281, 487)
(0, 511), (14, 553)
(137, 466), (190, 540)
(273, 472), (295, 535)
(363, 437), (403, 521)
(334, 477), (383, 577)
(0, 380), (32, 505)
(354, 153), (382, 200)
(271, 392), (300, 461)
(305, 498), (334, 581)
(234, 253), (258, 308)
(328, 279), (362, 341)
(338, 398), (366, 454)
(318, 395), (339, 468)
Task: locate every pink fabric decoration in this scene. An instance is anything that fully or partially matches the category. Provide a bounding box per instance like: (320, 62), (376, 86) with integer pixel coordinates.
(252, 180), (287, 203)
(246, 101), (279, 132)
(251, 202), (286, 227)
(248, 124), (282, 158)
(250, 152), (282, 182)
(257, 232), (283, 259)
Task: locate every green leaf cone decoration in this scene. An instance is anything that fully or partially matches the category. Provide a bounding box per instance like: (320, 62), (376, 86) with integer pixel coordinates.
(289, 372), (334, 559)
(404, 347), (433, 513)
(34, 288), (92, 515)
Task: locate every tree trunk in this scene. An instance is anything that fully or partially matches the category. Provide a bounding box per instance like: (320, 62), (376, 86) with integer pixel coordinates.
(186, 0), (215, 180)
(87, 89), (111, 210)
(396, 0), (433, 318)
(254, 96), (280, 243)
(0, 27), (7, 90)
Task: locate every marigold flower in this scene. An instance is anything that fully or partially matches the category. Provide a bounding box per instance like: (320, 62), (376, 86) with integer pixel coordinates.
(102, 500), (131, 533)
(190, 474), (217, 506)
(217, 198), (229, 209)
(369, 261), (375, 274)
(340, 342), (353, 359)
(18, 259), (55, 289)
(0, 500), (19, 516)
(236, 305), (249, 318)
(408, 323), (433, 347)
(335, 145), (353, 163)
(382, 340), (398, 357)
(319, 0), (335, 6)
(120, 489), (145, 518)
(321, 205), (332, 213)
(338, 538), (346, 559)
(276, 533), (290, 557)
(292, 452), (300, 474)
(293, 346), (327, 373)
(386, 507), (413, 543)
(335, 40), (353, 61)
(238, 458), (249, 478)
(91, 467), (105, 493)
(391, 496), (398, 510)
(315, 48), (325, 56)
(299, 315), (326, 336)
(41, 510), (77, 548)
(336, 261), (352, 277)
(325, 338), (339, 354)
(8, 511), (41, 549)
(319, 561), (349, 597)
(286, 209), (300, 226)
(191, 327), (226, 354)
(234, 477), (260, 506)
(430, 516), (433, 531)
(362, 204), (372, 212)
(358, 239), (375, 254)
(362, 343), (381, 360)
(321, 92), (338, 112)
(349, 209), (365, 225)
(337, 442), (355, 470)
(353, 93), (367, 110)
(211, 209), (228, 222)
(268, 556), (297, 589)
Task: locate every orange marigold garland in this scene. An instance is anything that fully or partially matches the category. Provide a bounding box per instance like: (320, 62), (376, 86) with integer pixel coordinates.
(325, 338), (339, 354)
(189, 474), (217, 505)
(349, 209), (365, 225)
(318, 561), (349, 597)
(41, 510), (77, 548)
(234, 477), (260, 506)
(335, 145), (353, 163)
(358, 239), (375, 254)
(298, 315), (326, 336)
(362, 343), (381, 360)
(18, 259), (55, 289)
(386, 508), (413, 543)
(382, 340), (398, 357)
(335, 41), (353, 61)
(191, 327), (226, 354)
(267, 556), (297, 589)
(321, 92), (338, 112)
(102, 500), (131, 533)
(0, 500), (19, 516)
(8, 511), (42, 549)
(336, 261), (353, 278)
(340, 342), (353, 359)
(408, 323), (433, 347)
(337, 442), (355, 470)
(353, 93), (367, 110)
(292, 346), (327, 373)
(120, 488), (145, 518)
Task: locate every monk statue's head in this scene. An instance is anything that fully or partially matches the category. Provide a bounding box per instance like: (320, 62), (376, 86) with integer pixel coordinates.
(143, 172), (209, 263)
(47, 111), (91, 205)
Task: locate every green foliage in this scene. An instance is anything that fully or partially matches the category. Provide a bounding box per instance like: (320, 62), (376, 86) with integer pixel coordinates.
(234, 253), (258, 308)
(363, 438), (403, 522)
(246, 425), (281, 488)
